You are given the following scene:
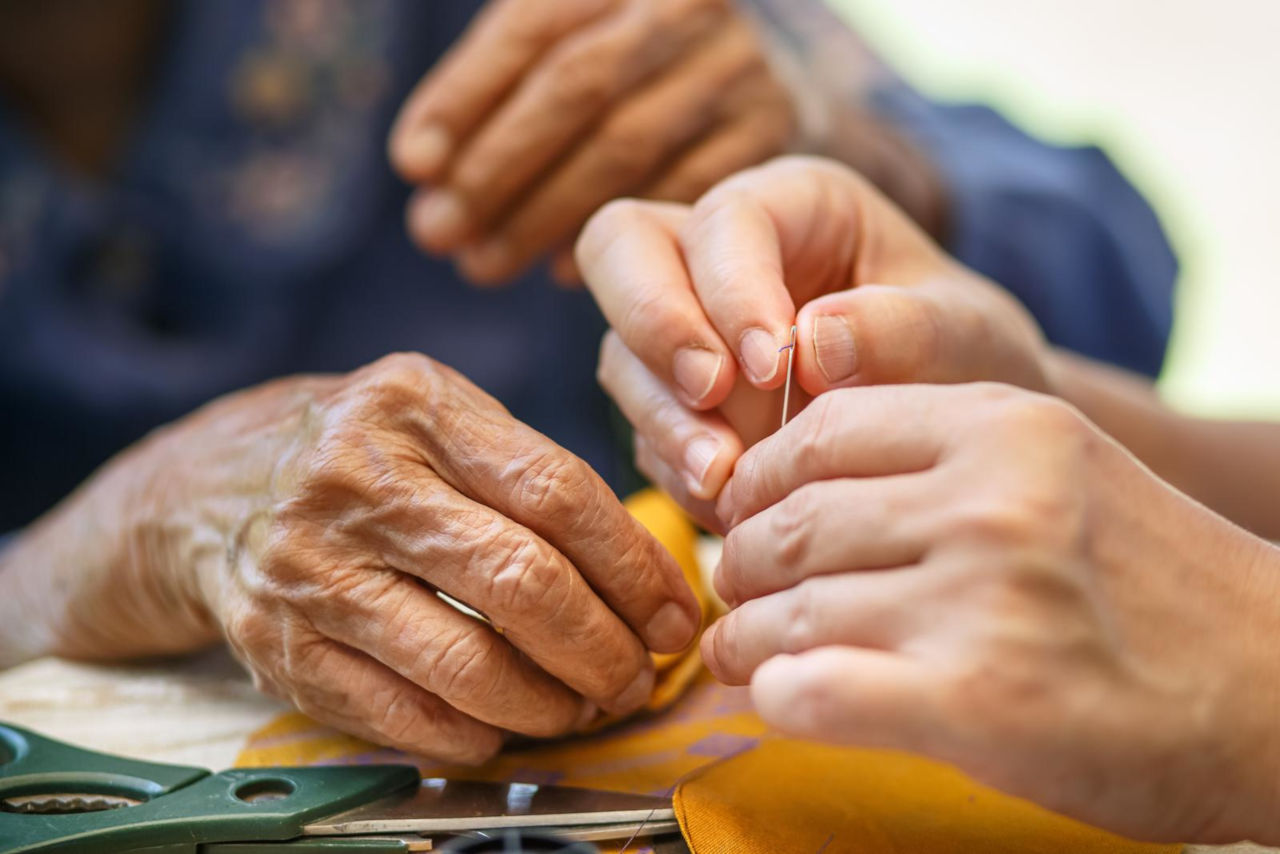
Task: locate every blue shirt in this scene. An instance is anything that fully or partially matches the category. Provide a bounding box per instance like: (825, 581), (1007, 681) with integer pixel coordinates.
(0, 0), (1177, 532)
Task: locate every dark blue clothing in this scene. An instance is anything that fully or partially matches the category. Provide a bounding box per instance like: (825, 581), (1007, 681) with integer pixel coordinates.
(874, 84), (1177, 378)
(0, 1), (1177, 532)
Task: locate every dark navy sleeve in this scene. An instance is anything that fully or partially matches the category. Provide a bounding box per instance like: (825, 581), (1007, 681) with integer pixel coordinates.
(874, 84), (1178, 378)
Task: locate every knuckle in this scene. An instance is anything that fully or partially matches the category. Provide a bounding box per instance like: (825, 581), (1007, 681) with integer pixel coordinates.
(367, 684), (434, 747)
(420, 633), (502, 707)
(768, 488), (817, 577)
(546, 47), (616, 111)
(793, 392), (844, 463)
(364, 351), (437, 393)
(718, 529), (745, 602)
(591, 119), (659, 183)
(955, 381), (1022, 409)
(618, 287), (673, 345)
(508, 450), (584, 521)
(779, 582), (819, 654)
(996, 393), (1086, 440)
(318, 353), (445, 450)
(944, 498), (1049, 548)
(284, 634), (335, 683)
(783, 661), (841, 728)
(223, 605), (275, 659)
(484, 535), (568, 619)
(683, 185), (748, 243)
(578, 198), (657, 273)
(586, 197), (649, 238)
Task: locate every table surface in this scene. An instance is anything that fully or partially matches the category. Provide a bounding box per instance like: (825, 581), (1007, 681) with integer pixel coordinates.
(0, 651), (1274, 854)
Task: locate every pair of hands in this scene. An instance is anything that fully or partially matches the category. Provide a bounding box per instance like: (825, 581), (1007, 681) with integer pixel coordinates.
(388, 0), (796, 285)
(386, 0), (942, 285)
(17, 354), (699, 764)
(580, 156), (1280, 844)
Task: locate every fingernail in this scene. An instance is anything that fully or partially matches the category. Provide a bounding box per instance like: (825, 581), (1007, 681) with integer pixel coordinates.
(411, 190), (468, 250)
(683, 436), (721, 498)
(404, 124), (451, 175)
(646, 599), (698, 652)
(613, 667), (655, 714)
(814, 315), (857, 384)
(699, 622), (721, 673)
(458, 238), (511, 283)
(739, 327), (780, 384)
(714, 486), (735, 529)
(574, 700), (599, 732)
(672, 347), (722, 405)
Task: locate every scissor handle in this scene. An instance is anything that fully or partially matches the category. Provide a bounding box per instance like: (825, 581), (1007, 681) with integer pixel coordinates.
(0, 722), (418, 853)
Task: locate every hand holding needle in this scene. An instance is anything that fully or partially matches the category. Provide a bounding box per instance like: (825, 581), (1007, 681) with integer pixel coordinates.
(780, 325), (797, 429)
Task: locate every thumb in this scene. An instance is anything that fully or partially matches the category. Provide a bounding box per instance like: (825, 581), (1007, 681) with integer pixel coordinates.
(795, 285), (949, 394)
(796, 279), (1049, 396)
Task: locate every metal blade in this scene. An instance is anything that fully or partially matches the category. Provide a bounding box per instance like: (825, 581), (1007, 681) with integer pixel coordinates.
(304, 778), (675, 836)
(445, 819), (681, 843)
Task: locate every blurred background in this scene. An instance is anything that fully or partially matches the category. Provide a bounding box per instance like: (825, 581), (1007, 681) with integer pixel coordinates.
(833, 0), (1280, 418)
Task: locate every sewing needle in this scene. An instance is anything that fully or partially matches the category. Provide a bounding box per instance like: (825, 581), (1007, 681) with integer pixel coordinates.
(780, 324), (797, 428)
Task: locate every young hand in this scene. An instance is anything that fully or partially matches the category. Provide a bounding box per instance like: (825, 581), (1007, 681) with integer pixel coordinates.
(702, 382), (1280, 844)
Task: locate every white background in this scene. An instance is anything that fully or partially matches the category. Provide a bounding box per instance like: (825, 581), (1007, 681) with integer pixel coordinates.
(833, 0), (1280, 417)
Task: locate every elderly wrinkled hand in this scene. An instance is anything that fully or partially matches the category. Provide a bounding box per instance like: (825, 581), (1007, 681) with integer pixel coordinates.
(703, 383), (1280, 845)
(1, 353), (699, 763)
(577, 156), (1049, 529)
(388, 0), (796, 285)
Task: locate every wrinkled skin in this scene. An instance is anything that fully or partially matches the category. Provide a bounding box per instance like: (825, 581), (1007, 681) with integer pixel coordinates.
(388, 0), (798, 285)
(704, 383), (1280, 845)
(0, 353), (699, 763)
(579, 156), (1047, 529)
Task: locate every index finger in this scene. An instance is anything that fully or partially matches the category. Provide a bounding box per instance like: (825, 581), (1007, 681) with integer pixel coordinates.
(388, 0), (618, 182)
(577, 200), (736, 410)
(415, 381), (702, 654)
(719, 385), (954, 527)
(677, 156), (888, 389)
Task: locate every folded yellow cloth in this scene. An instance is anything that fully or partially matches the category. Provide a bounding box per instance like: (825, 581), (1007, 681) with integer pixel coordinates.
(675, 738), (1175, 854)
(235, 489), (1179, 854)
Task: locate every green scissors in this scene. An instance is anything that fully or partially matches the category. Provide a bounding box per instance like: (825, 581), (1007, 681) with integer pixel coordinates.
(0, 722), (681, 853)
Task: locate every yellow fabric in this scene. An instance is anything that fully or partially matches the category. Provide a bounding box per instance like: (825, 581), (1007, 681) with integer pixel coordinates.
(235, 489), (1180, 854)
(674, 738), (1174, 854)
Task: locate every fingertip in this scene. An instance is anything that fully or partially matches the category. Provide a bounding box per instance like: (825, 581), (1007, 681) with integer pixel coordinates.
(738, 326), (785, 388)
(416, 720), (504, 766)
(390, 123), (453, 183)
(605, 664), (655, 716)
(408, 189), (471, 254)
(748, 653), (802, 726)
(644, 599), (699, 654)
(796, 301), (859, 393)
(458, 729), (505, 766)
(672, 347), (726, 409)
